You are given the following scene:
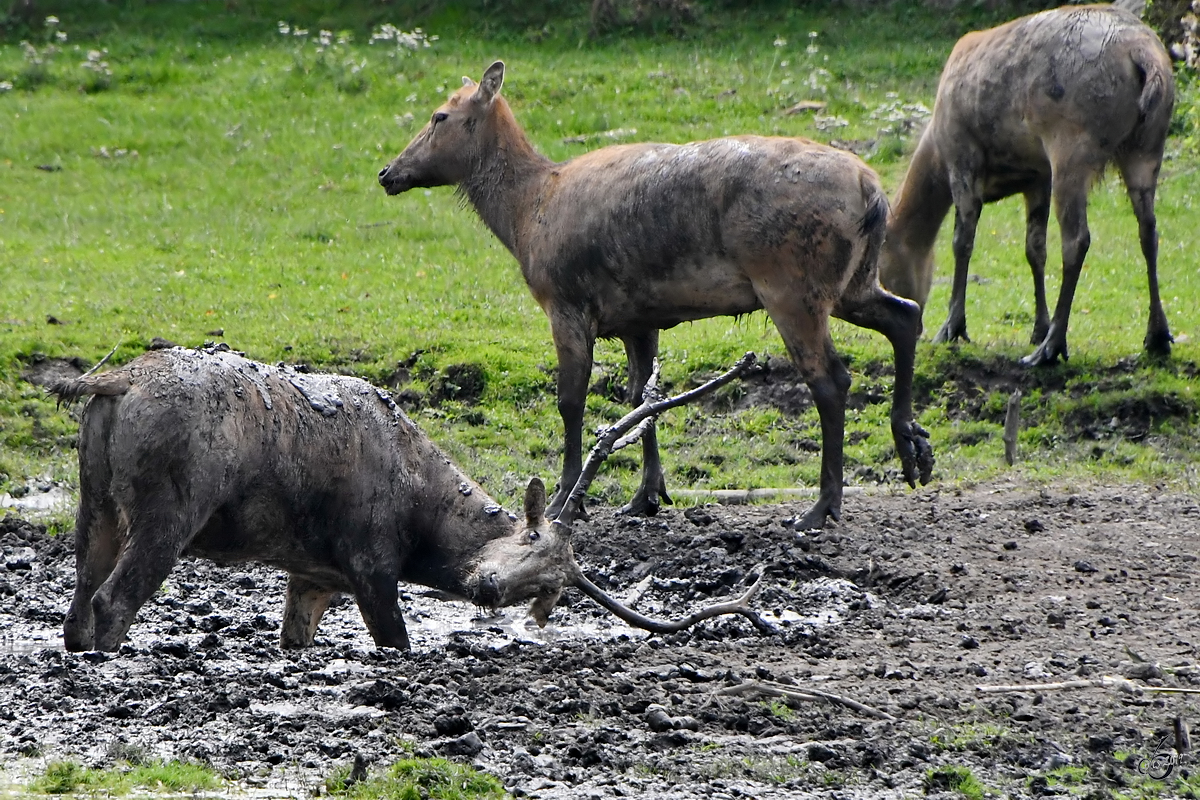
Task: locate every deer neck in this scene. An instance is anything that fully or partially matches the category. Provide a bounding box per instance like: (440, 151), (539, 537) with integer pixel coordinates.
(459, 102), (554, 258)
(401, 427), (517, 591)
(889, 136), (953, 258)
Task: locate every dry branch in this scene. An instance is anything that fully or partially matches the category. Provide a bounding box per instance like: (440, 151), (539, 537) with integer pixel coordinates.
(976, 676), (1200, 695)
(718, 679), (897, 722)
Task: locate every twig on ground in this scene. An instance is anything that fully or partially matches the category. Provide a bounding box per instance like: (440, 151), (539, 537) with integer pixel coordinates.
(976, 676), (1200, 695)
(718, 679), (897, 721)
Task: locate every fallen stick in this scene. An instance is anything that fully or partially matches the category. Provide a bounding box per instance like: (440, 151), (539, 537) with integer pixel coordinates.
(573, 570), (774, 635)
(976, 676), (1200, 695)
(718, 679), (897, 722)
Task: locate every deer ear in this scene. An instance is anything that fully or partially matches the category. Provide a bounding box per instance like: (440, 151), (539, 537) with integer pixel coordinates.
(524, 477), (546, 525)
(462, 76), (476, 87)
(474, 60), (505, 103)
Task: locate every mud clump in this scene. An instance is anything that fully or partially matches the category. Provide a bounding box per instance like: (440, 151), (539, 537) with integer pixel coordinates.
(1, 482), (1198, 798)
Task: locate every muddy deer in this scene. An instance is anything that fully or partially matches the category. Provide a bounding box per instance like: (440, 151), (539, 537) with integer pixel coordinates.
(878, 4), (1175, 366)
(378, 61), (933, 530)
(51, 346), (772, 651)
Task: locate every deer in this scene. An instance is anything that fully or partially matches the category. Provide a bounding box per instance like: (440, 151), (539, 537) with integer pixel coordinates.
(378, 61), (934, 530)
(877, 4), (1175, 367)
(49, 345), (773, 651)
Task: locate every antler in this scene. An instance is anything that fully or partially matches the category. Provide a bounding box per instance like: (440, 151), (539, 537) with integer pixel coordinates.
(554, 351), (759, 527)
(551, 351), (774, 636)
(571, 568), (775, 634)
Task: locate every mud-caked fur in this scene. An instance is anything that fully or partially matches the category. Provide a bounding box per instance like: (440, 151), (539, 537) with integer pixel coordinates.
(878, 4), (1174, 366)
(50, 346), (573, 652)
(379, 61), (933, 529)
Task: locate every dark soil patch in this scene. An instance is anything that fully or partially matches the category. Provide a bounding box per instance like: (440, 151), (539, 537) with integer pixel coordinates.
(2, 481), (1198, 798)
(18, 354), (87, 388)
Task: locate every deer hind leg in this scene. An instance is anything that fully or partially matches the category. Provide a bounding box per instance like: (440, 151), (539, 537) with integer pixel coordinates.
(89, 509), (190, 651)
(1118, 154), (1172, 358)
(546, 315), (596, 521)
(1023, 185), (1053, 346)
(64, 493), (119, 651)
(1022, 153), (1100, 367)
(933, 175), (983, 345)
(281, 575), (335, 648)
(835, 288), (934, 489)
(620, 330), (671, 517)
(757, 290), (847, 530)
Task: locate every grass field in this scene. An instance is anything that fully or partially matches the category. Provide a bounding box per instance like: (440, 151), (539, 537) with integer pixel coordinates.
(2, 0), (1198, 512)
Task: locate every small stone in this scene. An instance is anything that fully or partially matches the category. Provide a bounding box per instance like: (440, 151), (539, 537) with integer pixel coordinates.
(959, 636), (980, 650)
(1024, 518), (1045, 533)
(645, 705), (675, 733)
(1074, 560), (1098, 573)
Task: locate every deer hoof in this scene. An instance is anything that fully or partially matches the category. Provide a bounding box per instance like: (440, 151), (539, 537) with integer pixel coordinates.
(898, 421), (934, 488)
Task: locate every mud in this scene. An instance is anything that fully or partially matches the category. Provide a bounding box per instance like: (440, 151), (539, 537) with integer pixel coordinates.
(1, 481), (1198, 798)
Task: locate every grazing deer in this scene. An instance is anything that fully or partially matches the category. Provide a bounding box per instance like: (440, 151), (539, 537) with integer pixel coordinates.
(379, 61), (933, 529)
(878, 4), (1174, 366)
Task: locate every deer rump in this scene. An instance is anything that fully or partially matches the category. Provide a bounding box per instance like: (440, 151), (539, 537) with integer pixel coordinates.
(878, 4), (1174, 366)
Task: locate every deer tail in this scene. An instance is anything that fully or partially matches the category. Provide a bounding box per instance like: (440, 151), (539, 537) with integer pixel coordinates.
(858, 170), (890, 267)
(47, 371), (133, 405)
(1131, 46), (1173, 125)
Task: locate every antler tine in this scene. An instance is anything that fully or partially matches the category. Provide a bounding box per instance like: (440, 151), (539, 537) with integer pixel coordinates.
(571, 568), (775, 635)
(554, 351), (759, 527)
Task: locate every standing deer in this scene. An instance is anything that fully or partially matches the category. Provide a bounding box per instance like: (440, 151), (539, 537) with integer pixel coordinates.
(878, 4), (1174, 366)
(379, 61), (933, 529)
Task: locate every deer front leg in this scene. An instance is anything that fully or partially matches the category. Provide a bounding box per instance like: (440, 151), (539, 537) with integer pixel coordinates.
(933, 181), (982, 345)
(1023, 186), (1052, 346)
(620, 331), (671, 516)
(546, 317), (596, 520)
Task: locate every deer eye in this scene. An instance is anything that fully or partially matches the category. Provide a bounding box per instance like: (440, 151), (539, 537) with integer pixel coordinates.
(528, 530), (541, 542)
(432, 111), (449, 125)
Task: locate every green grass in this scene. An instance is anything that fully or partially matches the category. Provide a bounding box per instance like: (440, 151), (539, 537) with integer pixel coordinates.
(30, 759), (220, 795)
(2, 0), (1199, 511)
(924, 764), (991, 800)
(329, 757), (506, 800)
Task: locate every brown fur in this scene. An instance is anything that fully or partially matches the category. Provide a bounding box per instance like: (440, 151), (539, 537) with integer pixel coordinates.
(380, 62), (933, 529)
(878, 4), (1174, 366)
(50, 346), (572, 652)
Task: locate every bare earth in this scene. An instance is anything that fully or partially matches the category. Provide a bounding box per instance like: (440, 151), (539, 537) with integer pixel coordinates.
(1, 480), (1198, 798)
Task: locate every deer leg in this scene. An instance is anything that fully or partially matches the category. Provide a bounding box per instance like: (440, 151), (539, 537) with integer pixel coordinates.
(1022, 171), (1093, 367)
(89, 511), (189, 651)
(348, 568), (409, 650)
(759, 292), (846, 529)
(835, 289), (933, 489)
(1023, 185), (1052, 346)
(1119, 156), (1172, 358)
(64, 497), (119, 652)
(546, 318), (596, 520)
(620, 330), (671, 516)
(933, 189), (982, 345)
(281, 575), (335, 648)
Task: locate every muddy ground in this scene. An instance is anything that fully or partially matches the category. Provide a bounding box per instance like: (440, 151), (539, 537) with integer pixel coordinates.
(1, 482), (1198, 798)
